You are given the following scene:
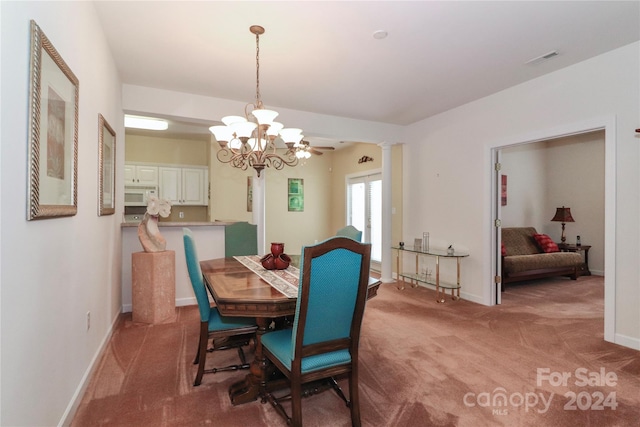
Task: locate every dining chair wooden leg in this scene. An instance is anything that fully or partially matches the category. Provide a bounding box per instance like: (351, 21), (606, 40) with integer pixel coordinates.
(349, 372), (361, 427)
(291, 376), (303, 427)
(193, 323), (208, 386)
(193, 332), (203, 365)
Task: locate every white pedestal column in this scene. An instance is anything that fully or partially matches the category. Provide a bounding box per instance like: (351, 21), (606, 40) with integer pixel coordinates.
(379, 142), (395, 283)
(131, 250), (176, 324)
(252, 170), (266, 255)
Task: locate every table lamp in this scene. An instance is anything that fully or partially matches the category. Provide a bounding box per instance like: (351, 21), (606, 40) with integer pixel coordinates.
(551, 206), (575, 243)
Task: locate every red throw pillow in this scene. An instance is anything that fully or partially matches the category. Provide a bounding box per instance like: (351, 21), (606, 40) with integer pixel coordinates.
(501, 242), (506, 256)
(533, 233), (559, 253)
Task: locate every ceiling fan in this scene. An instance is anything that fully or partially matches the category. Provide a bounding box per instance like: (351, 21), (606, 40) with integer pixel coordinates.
(296, 140), (335, 157)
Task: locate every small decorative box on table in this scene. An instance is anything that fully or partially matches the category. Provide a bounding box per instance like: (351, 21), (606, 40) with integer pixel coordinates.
(393, 246), (469, 303)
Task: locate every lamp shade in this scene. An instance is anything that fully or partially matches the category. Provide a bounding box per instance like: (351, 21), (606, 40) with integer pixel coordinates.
(251, 109), (279, 125)
(209, 125), (234, 143)
(551, 206), (575, 223)
(221, 115), (247, 126)
(266, 121), (284, 136)
(279, 128), (303, 144)
(230, 121), (257, 138)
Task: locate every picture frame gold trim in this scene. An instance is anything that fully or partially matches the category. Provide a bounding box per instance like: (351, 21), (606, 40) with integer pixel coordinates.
(98, 114), (116, 216)
(27, 20), (79, 220)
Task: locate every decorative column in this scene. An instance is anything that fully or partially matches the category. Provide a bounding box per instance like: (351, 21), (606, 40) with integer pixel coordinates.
(379, 141), (395, 283)
(252, 170), (266, 255)
(132, 250), (176, 324)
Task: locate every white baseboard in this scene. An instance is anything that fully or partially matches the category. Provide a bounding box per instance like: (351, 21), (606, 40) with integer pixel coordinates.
(58, 309), (122, 426)
(62, 297), (199, 424)
(613, 332), (640, 350)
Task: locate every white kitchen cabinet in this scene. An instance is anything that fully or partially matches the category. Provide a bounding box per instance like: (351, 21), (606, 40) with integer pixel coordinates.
(159, 167), (207, 205)
(124, 164), (158, 186)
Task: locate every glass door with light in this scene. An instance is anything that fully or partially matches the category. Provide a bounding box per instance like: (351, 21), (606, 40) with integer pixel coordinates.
(347, 172), (382, 268)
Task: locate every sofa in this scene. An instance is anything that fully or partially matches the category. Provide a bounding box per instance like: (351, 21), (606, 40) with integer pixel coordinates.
(501, 227), (583, 287)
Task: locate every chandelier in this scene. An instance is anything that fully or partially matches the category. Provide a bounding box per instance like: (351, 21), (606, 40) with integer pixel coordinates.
(209, 25), (304, 177)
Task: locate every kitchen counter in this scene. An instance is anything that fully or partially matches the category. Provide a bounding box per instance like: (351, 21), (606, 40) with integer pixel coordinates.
(121, 221), (232, 228)
(121, 222), (230, 312)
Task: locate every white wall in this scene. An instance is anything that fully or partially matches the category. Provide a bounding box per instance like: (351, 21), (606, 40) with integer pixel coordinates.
(545, 132), (605, 274)
(501, 143), (547, 227)
(122, 84), (404, 145)
(403, 42), (639, 348)
(1, 2), (124, 425)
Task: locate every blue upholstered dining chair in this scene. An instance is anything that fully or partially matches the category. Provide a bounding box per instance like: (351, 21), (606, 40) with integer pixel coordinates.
(261, 236), (372, 427)
(225, 221), (258, 257)
(336, 225), (363, 242)
(183, 228), (257, 386)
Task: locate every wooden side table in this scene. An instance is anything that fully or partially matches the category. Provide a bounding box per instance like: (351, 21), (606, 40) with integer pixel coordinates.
(558, 243), (591, 276)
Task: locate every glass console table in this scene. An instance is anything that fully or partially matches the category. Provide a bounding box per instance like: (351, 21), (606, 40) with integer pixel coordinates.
(392, 246), (469, 303)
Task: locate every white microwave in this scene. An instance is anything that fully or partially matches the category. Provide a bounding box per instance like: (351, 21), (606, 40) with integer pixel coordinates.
(124, 186), (157, 206)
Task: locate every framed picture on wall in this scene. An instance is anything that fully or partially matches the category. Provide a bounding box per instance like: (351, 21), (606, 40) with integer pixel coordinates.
(288, 178), (304, 212)
(98, 114), (116, 216)
(27, 20), (79, 220)
(501, 175), (507, 206)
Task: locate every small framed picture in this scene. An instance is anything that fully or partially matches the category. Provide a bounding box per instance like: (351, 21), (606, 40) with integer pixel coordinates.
(501, 175), (507, 206)
(288, 178), (304, 212)
(288, 195), (303, 212)
(27, 20), (79, 220)
(98, 114), (116, 216)
(288, 178), (303, 195)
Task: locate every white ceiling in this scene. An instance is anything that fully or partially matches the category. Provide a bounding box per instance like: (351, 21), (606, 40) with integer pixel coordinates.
(96, 1), (639, 140)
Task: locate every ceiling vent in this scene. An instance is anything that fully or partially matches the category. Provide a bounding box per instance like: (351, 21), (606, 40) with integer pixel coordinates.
(525, 50), (559, 65)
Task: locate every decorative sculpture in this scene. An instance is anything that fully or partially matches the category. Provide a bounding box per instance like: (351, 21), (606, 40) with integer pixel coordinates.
(138, 196), (172, 252)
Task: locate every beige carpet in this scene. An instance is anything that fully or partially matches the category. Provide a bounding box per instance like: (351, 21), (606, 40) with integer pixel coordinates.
(71, 275), (640, 426)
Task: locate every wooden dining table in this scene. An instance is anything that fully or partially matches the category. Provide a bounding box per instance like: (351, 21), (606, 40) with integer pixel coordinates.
(199, 256), (381, 405)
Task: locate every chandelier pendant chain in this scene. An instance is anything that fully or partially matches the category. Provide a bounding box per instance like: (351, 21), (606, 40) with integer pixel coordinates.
(253, 30), (266, 155)
(255, 31), (262, 109)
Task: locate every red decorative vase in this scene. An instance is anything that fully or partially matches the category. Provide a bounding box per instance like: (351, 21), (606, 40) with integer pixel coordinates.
(274, 253), (291, 270)
(271, 242), (284, 257)
(260, 253), (276, 270)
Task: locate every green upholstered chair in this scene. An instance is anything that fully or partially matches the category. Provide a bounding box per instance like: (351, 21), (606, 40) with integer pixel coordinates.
(183, 228), (257, 386)
(336, 225), (363, 242)
(261, 236), (372, 427)
(225, 222), (258, 257)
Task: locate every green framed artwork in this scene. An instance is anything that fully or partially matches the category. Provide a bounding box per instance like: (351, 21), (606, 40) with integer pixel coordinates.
(288, 178), (304, 212)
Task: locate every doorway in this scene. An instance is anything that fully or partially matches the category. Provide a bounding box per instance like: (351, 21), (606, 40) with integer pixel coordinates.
(347, 171), (382, 268)
(490, 117), (616, 343)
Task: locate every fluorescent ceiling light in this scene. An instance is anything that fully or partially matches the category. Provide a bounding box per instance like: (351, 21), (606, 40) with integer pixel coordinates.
(124, 115), (168, 130)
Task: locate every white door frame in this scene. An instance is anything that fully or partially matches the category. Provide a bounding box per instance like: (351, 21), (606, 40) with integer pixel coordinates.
(489, 116), (616, 343)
